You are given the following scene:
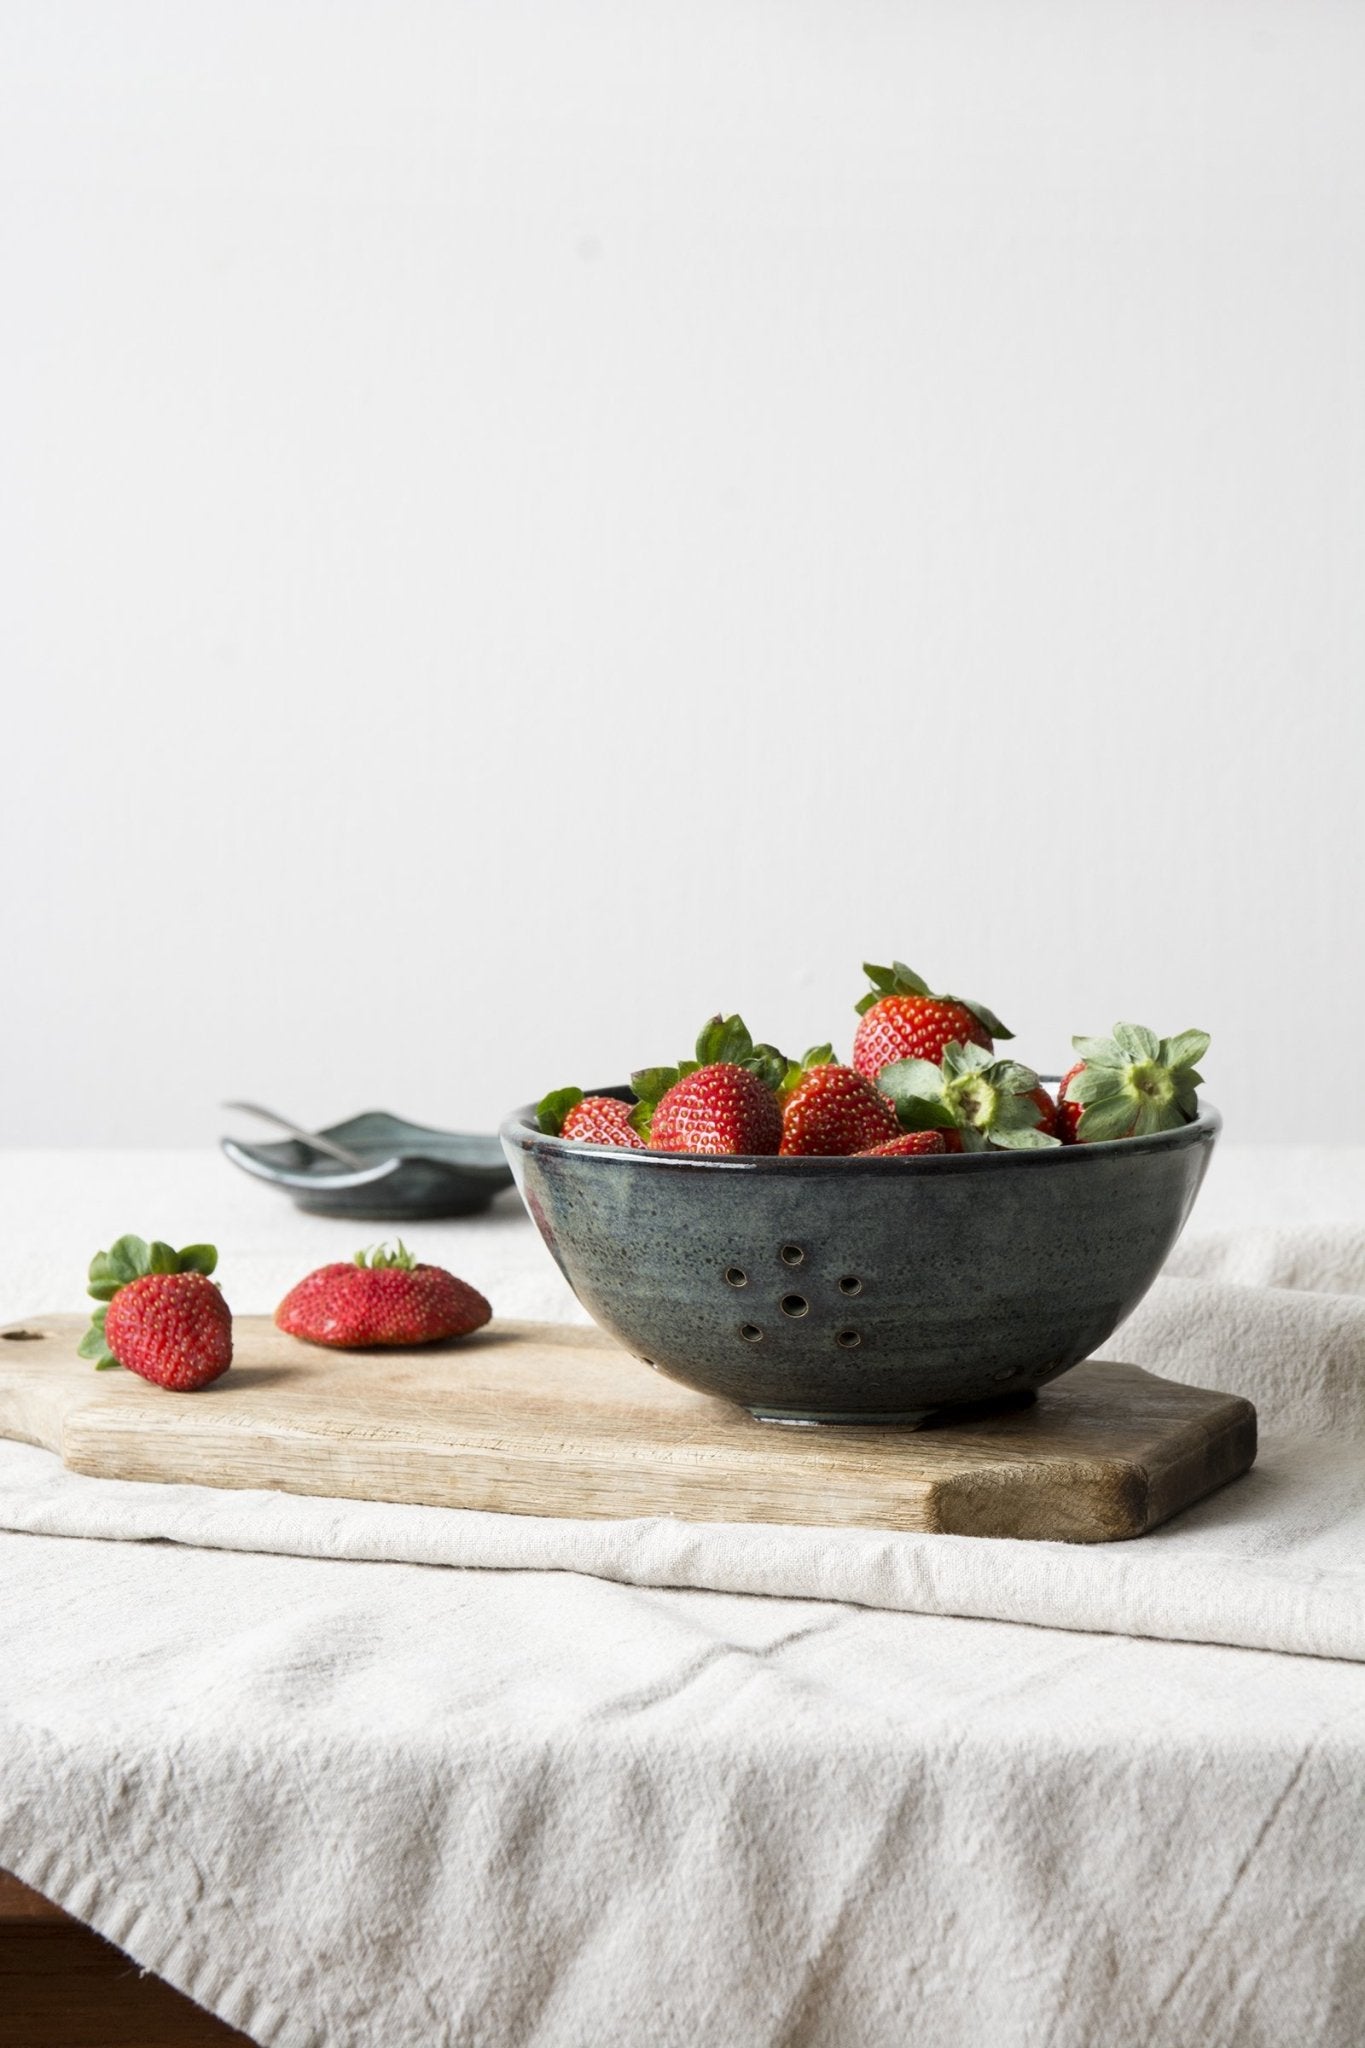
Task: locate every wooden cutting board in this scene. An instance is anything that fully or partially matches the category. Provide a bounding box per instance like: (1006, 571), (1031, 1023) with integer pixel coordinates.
(0, 1315), (1256, 1542)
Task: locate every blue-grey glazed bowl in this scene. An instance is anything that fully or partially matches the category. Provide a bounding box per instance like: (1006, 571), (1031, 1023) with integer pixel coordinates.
(223, 1111), (513, 1221)
(500, 1090), (1220, 1423)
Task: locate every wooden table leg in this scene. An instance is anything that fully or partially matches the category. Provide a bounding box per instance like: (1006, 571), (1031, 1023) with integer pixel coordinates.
(0, 1871), (256, 2046)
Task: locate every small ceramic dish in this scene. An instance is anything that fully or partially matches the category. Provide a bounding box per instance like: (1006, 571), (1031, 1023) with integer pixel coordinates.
(223, 1110), (513, 1220)
(501, 1087), (1220, 1424)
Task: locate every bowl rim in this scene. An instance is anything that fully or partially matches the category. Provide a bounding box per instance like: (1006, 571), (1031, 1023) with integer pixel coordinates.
(501, 1086), (1222, 1171)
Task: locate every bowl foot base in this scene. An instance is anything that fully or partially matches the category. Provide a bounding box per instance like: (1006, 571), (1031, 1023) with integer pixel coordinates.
(746, 1389), (1039, 1429)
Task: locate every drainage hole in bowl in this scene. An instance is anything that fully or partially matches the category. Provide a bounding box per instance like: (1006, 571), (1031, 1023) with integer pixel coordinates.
(724, 1267), (747, 1288)
(835, 1329), (861, 1349)
(780, 1294), (809, 1318)
(780, 1244), (805, 1267)
(838, 1276), (862, 1297)
(739, 1323), (764, 1343)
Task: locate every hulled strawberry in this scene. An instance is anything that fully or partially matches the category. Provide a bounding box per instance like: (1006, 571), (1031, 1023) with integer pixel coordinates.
(779, 1047), (898, 1156)
(858, 1130), (949, 1157)
(537, 1087), (644, 1150)
(80, 1236), (232, 1390)
(632, 1015), (786, 1156)
(276, 1241), (492, 1348)
(1059, 1025), (1210, 1143)
(852, 961), (1011, 1079)
(876, 1041), (1060, 1152)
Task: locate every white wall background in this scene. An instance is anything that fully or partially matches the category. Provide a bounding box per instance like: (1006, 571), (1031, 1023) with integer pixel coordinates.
(2, 0), (1362, 1146)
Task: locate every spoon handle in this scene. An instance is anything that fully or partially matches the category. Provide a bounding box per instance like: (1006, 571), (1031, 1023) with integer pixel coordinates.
(221, 1102), (370, 1171)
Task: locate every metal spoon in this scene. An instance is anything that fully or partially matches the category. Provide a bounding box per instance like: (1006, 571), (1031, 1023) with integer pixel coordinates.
(221, 1102), (370, 1171)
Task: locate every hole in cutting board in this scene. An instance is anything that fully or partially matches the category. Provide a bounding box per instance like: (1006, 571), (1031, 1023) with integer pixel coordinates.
(1, 1329), (44, 1341)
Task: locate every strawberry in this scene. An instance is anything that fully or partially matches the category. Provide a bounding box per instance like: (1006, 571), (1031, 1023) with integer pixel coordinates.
(537, 1087), (644, 1150)
(858, 1130), (948, 1157)
(80, 1236), (231, 1391)
(631, 1014), (786, 1156)
(875, 1042), (1060, 1152)
(852, 961), (1012, 1079)
(1059, 1025), (1210, 1143)
(779, 1049), (898, 1156)
(1029, 1085), (1060, 1138)
(276, 1241), (492, 1348)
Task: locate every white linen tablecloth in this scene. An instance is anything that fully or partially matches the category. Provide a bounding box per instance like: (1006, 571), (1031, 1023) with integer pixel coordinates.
(1, 1144), (1363, 2048)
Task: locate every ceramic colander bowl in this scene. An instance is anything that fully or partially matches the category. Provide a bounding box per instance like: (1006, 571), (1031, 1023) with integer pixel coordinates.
(500, 1089), (1219, 1424)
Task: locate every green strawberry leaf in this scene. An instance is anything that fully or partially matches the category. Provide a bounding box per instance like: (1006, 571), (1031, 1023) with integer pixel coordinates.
(1070, 1035), (1122, 1067)
(747, 1042), (790, 1094)
(1075, 1094), (1139, 1142)
(1067, 1064), (1121, 1105)
(627, 1101), (653, 1141)
(147, 1240), (180, 1275)
(110, 1235), (150, 1278)
(877, 1057), (947, 1102)
(630, 1066), (680, 1108)
(990, 1060), (1040, 1095)
(1113, 1022), (1161, 1063)
(990, 1125), (1061, 1150)
(86, 1253), (124, 1302)
(695, 1014), (755, 1067)
(355, 1241), (418, 1270)
(958, 996), (1013, 1041)
(78, 1312), (118, 1367)
(176, 1244), (218, 1276)
(1164, 1029), (1211, 1071)
(536, 1086), (584, 1136)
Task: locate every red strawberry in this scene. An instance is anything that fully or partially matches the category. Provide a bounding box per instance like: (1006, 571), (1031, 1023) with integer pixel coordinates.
(650, 1064), (782, 1155)
(875, 1042), (1059, 1152)
(852, 961), (1012, 1079)
(537, 1087), (644, 1150)
(858, 1130), (948, 1157)
(1029, 1086), (1059, 1138)
(780, 1053), (898, 1156)
(1059, 1025), (1210, 1144)
(1057, 1065), (1086, 1144)
(631, 1015), (786, 1156)
(276, 1242), (491, 1348)
(81, 1235), (231, 1391)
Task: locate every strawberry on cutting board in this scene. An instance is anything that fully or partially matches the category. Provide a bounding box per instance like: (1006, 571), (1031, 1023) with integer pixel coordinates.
(537, 1087), (644, 1149)
(276, 1241), (492, 1349)
(81, 1236), (232, 1390)
(631, 1014), (787, 1156)
(1059, 1024), (1210, 1143)
(779, 1047), (899, 1156)
(852, 961), (1012, 1079)
(876, 1042), (1060, 1152)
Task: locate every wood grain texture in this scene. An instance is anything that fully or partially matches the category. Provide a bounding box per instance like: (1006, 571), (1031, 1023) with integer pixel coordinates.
(0, 1316), (1256, 1542)
(0, 1871), (255, 2046)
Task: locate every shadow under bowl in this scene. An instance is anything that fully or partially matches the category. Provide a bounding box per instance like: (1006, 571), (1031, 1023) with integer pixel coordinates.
(500, 1091), (1220, 1424)
(223, 1110), (513, 1221)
